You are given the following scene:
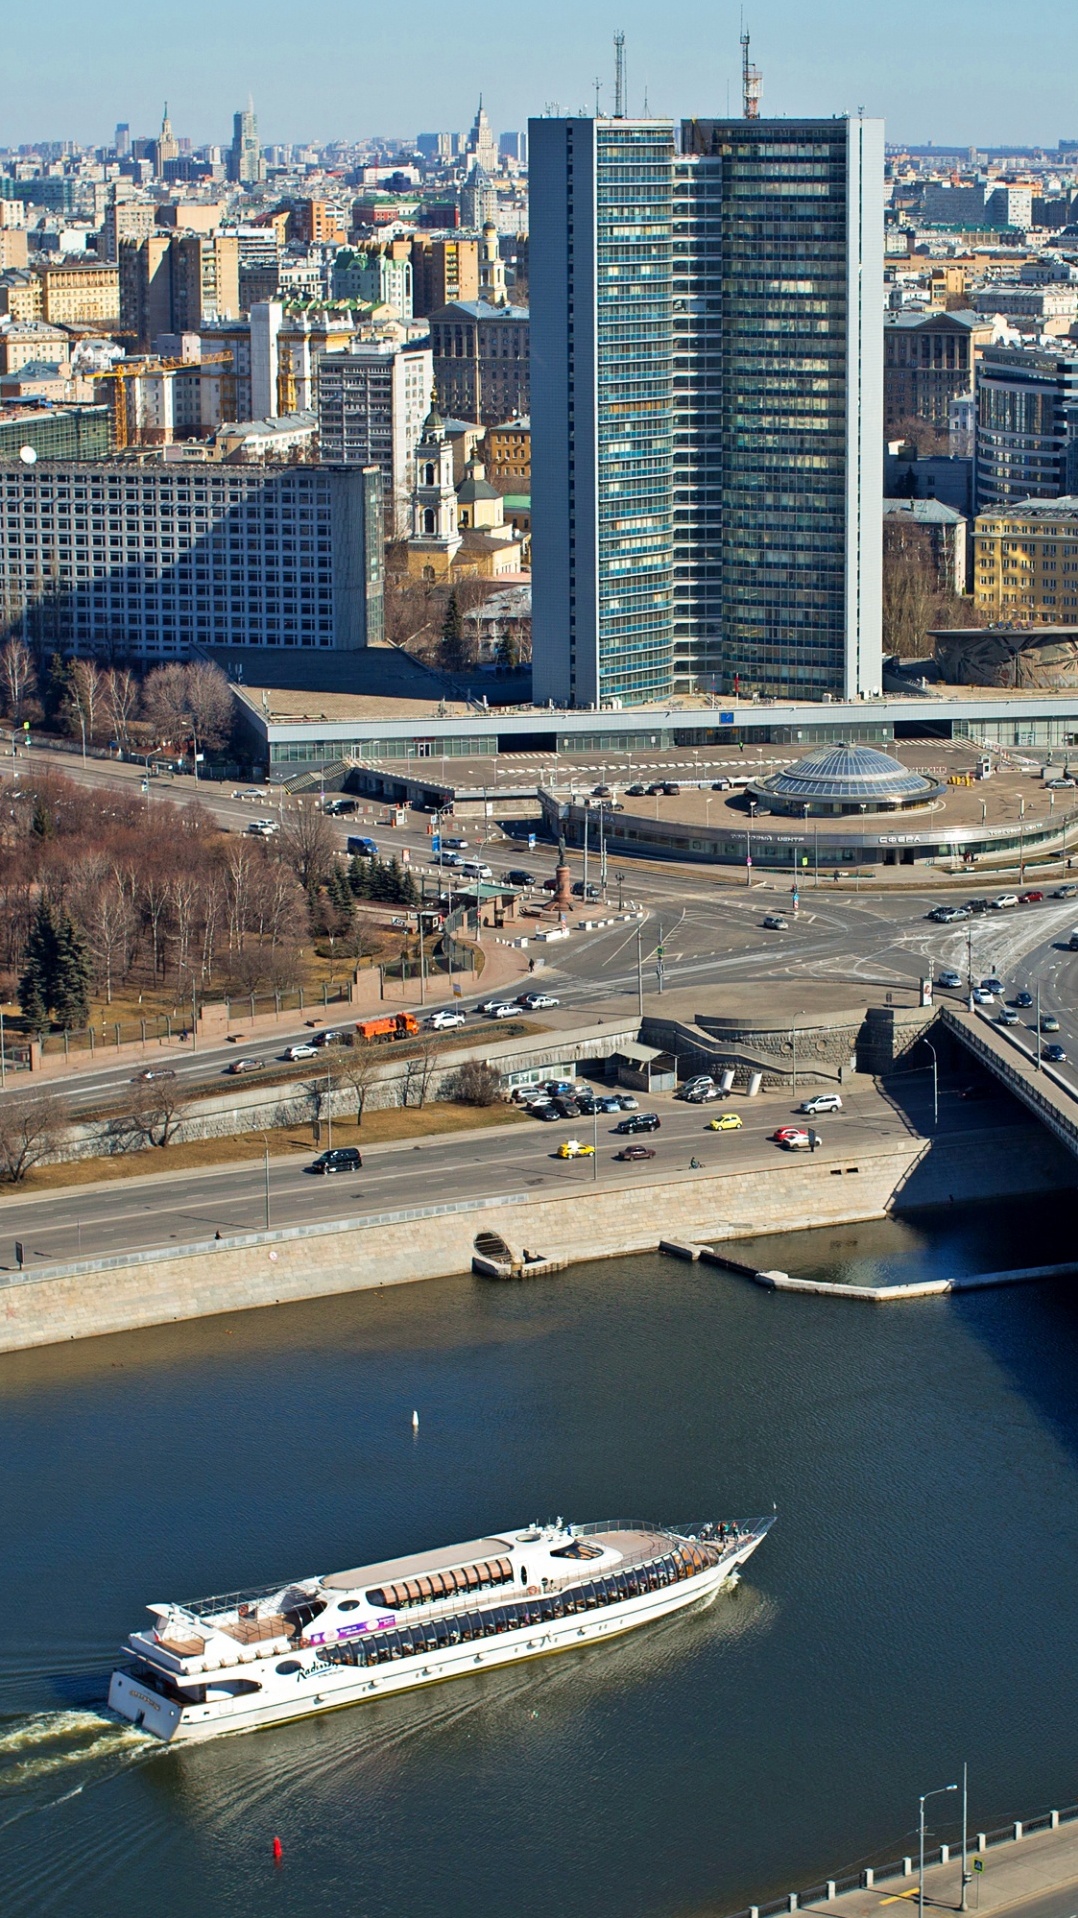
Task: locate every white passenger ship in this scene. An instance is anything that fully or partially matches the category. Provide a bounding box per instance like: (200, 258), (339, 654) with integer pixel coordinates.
(108, 1514), (774, 1743)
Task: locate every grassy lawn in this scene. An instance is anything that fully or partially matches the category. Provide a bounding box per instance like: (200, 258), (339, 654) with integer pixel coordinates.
(10, 1100), (530, 1195)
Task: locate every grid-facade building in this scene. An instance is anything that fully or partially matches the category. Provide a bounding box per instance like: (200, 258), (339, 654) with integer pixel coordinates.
(316, 341), (432, 536)
(0, 460), (383, 657)
(530, 113), (883, 706)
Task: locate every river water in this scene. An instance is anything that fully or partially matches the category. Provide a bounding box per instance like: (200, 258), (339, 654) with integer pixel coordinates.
(3, 1197), (1078, 1918)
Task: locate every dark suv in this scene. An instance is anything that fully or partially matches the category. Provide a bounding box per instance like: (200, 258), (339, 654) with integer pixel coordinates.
(614, 1113), (661, 1135)
(308, 1147), (362, 1174)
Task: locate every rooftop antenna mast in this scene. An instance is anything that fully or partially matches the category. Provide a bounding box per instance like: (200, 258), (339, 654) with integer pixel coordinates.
(740, 24), (761, 119)
(614, 31), (626, 119)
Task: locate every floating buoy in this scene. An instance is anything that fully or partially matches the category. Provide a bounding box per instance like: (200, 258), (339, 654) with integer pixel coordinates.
(412, 1410), (420, 1430)
(272, 1836), (283, 1863)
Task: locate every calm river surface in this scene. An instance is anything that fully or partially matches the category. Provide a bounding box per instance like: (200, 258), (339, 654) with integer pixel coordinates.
(3, 1197), (1078, 1918)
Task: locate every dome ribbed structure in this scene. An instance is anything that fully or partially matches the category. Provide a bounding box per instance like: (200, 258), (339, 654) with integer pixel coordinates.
(753, 742), (941, 815)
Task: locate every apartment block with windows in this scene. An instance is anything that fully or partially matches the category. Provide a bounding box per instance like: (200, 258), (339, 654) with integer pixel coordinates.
(0, 461), (383, 657)
(316, 340), (433, 535)
(974, 497), (1078, 620)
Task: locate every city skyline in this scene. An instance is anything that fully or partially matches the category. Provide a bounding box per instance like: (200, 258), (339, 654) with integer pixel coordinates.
(4, 0), (1078, 149)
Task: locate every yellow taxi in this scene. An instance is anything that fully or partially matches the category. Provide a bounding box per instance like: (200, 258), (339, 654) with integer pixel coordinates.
(556, 1139), (596, 1158)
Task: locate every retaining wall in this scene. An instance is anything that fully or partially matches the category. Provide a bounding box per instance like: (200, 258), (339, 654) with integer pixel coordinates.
(2, 1117), (1068, 1353)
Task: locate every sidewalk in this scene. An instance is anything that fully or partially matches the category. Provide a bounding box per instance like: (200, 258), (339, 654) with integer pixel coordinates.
(762, 1815), (1078, 1918)
(8, 937), (531, 1087)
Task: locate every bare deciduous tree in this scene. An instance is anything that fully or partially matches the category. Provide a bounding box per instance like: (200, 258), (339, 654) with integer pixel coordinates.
(0, 637), (36, 723)
(400, 1031), (442, 1109)
(66, 658), (106, 747)
(102, 667), (141, 749)
(143, 662), (190, 751)
(446, 1058), (503, 1106)
(329, 1041), (386, 1125)
(278, 804), (337, 891)
(0, 1090), (68, 1183)
(120, 1076), (193, 1148)
(184, 660), (233, 753)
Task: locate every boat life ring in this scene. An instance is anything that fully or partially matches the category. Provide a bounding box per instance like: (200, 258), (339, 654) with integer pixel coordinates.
(526, 1586), (540, 1596)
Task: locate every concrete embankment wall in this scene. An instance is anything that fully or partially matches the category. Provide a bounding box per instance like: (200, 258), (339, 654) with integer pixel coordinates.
(2, 1119), (1070, 1354)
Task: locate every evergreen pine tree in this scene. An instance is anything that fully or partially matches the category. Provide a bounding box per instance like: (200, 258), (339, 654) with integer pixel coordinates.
(440, 591), (467, 673)
(30, 794), (54, 840)
(18, 900), (59, 1029)
(51, 911), (91, 1030)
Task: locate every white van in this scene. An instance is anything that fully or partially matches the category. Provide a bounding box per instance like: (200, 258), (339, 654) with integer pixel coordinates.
(460, 859), (494, 881)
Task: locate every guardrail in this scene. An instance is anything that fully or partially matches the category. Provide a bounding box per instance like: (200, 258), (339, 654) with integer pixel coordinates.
(723, 1797), (1078, 1918)
(939, 1007), (1078, 1160)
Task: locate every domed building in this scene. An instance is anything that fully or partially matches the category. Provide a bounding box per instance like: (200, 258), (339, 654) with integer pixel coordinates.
(749, 742), (944, 817)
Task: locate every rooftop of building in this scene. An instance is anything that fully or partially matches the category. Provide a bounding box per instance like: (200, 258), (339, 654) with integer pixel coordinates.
(883, 307), (990, 329)
(975, 498), (1078, 519)
(0, 319), (70, 339)
(882, 497), (966, 524)
(431, 299), (529, 322)
(217, 410), (317, 437)
(222, 643), (475, 721)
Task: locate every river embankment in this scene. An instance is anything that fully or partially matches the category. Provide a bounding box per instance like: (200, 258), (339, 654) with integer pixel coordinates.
(2, 1094), (1072, 1351)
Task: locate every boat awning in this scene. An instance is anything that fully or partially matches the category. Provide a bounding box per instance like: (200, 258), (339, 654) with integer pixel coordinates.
(321, 1536), (513, 1592)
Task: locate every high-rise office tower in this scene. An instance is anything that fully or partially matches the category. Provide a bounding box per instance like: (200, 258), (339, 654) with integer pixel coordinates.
(229, 102), (263, 185)
(530, 112), (884, 707)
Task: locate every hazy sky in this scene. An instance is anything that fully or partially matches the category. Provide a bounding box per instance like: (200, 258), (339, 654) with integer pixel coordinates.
(3, 0), (1073, 150)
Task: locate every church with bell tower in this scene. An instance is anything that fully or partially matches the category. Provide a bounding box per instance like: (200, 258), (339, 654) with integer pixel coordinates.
(407, 404), (461, 578)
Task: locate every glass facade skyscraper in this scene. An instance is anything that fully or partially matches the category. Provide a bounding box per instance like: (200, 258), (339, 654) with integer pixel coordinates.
(530, 112), (883, 708)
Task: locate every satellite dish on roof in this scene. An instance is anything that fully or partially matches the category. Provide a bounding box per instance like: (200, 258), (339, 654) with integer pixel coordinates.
(18, 445), (37, 464)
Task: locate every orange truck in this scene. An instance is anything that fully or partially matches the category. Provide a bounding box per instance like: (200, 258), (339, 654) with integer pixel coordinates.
(355, 1012), (420, 1042)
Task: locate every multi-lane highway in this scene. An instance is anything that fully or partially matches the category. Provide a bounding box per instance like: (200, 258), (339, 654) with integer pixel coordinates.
(4, 745), (1078, 1194)
(0, 1071), (1000, 1275)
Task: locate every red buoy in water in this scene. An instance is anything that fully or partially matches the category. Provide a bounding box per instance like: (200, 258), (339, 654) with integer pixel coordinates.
(272, 1836), (283, 1863)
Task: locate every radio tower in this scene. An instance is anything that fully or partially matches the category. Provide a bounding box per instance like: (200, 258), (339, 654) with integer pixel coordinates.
(741, 27), (761, 118)
(614, 31), (626, 118)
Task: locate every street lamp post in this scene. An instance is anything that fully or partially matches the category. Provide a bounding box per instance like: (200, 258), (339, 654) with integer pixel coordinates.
(919, 1783), (958, 1918)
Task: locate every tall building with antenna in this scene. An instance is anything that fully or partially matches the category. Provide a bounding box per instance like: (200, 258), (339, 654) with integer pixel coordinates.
(530, 71), (883, 705)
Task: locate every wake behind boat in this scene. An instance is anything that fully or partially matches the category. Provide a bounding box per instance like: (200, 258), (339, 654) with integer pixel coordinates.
(109, 1513), (774, 1742)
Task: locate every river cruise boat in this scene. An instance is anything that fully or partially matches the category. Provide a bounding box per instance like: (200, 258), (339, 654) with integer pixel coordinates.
(109, 1513), (773, 1743)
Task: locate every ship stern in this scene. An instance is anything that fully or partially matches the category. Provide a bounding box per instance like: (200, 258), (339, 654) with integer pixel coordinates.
(109, 1668), (184, 1742)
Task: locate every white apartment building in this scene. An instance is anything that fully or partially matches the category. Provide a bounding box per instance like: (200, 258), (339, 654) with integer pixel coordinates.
(316, 339), (433, 534)
(0, 461), (383, 657)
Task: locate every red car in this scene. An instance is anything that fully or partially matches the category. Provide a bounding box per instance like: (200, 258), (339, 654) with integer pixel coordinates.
(616, 1143), (656, 1161)
(1019, 891), (1044, 904)
(770, 1125), (805, 1143)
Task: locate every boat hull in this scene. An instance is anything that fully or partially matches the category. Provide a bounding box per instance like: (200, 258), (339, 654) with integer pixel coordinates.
(109, 1536), (762, 1744)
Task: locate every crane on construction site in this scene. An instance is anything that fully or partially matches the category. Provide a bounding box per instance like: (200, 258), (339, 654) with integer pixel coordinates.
(90, 353), (233, 451)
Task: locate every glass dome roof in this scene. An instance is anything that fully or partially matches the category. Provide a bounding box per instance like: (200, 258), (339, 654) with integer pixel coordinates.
(761, 743), (937, 805)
